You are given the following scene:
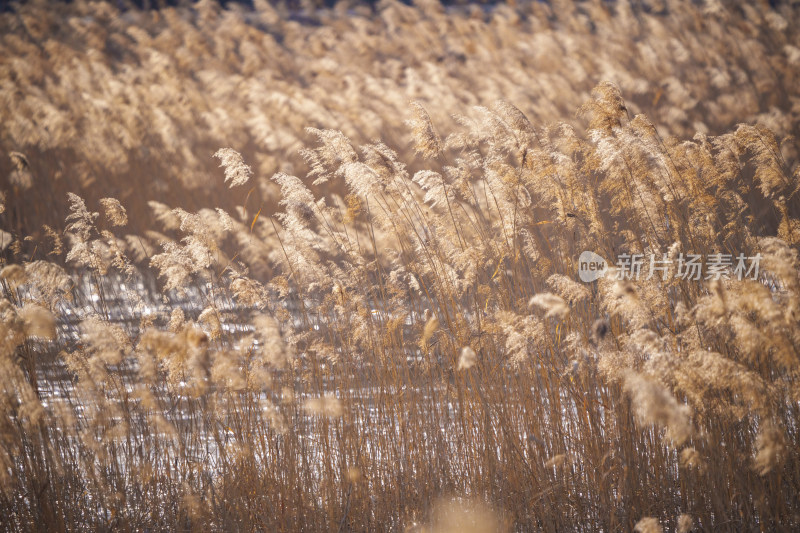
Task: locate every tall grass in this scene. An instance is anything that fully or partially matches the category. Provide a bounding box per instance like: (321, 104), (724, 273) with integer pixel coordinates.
(2, 0), (799, 241)
(2, 1), (800, 531)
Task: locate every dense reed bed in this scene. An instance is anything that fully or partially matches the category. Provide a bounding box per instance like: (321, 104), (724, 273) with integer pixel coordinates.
(3, 0), (800, 241)
(2, 0), (800, 531)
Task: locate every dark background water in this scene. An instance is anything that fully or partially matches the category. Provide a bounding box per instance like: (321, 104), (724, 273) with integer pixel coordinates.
(0, 0), (723, 15)
(1, 0), (787, 16)
(0, 0), (511, 14)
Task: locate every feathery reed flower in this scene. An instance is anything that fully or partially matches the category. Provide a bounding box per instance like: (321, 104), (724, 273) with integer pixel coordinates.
(457, 346), (477, 370)
(213, 148), (252, 188)
(100, 198), (128, 226)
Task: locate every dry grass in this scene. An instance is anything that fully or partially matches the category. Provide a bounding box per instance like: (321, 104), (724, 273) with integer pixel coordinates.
(1, 0), (800, 531)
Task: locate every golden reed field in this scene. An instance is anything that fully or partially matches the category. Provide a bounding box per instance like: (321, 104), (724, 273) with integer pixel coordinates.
(1, 0), (800, 530)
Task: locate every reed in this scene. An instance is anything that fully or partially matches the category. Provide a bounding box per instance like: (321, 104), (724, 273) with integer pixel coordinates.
(1, 1), (799, 531)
